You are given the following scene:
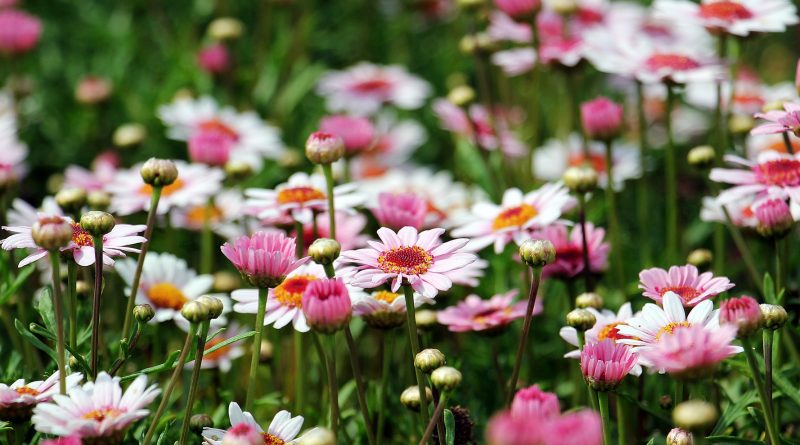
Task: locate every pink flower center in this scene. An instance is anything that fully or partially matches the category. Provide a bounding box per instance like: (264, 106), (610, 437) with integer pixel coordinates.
(82, 407), (123, 422)
(377, 246), (433, 275)
(274, 274), (317, 308)
(262, 433), (286, 445)
(698, 1), (753, 22)
(644, 54), (701, 72)
(71, 223), (95, 247)
(754, 159), (800, 187)
(198, 119), (239, 140)
(277, 186), (326, 205)
(658, 285), (701, 302)
(492, 204), (538, 231)
(352, 78), (392, 94)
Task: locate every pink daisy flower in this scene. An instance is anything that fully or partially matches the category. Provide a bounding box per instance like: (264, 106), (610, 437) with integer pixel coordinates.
(42, 437), (81, 445)
(343, 114), (427, 180)
(302, 277), (353, 333)
(544, 410), (603, 445)
(297, 211), (369, 253)
(639, 264), (734, 306)
(319, 114), (376, 156)
(197, 43), (230, 74)
(0, 9), (41, 55)
(340, 226), (477, 298)
(245, 172), (365, 225)
(2, 215), (146, 267)
(486, 408), (602, 445)
(495, 0), (541, 18)
(559, 303), (641, 372)
(436, 290), (533, 333)
(452, 184), (574, 253)
(316, 62), (432, 115)
(351, 288), (433, 329)
(31, 373), (160, 440)
(170, 188), (248, 240)
(486, 410), (548, 445)
(221, 422), (261, 444)
(202, 402), (314, 445)
(0, 372), (82, 423)
(488, 11), (533, 43)
(639, 324), (740, 378)
(580, 339), (638, 391)
(63, 151), (119, 192)
(719, 295), (762, 336)
(371, 192), (428, 231)
(533, 222), (609, 279)
(751, 101), (800, 136)
(510, 385), (560, 419)
(221, 231), (309, 288)
(432, 99), (526, 157)
(700, 195), (758, 228)
(654, 0), (798, 37)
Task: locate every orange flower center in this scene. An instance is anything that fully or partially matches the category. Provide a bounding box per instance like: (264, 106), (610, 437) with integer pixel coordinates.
(199, 119), (239, 140)
(203, 336), (233, 362)
(140, 178), (185, 197)
(378, 246), (433, 275)
(655, 321), (691, 341)
(71, 222), (95, 247)
(698, 1), (752, 21)
(596, 322), (634, 342)
(186, 205), (223, 227)
(262, 433), (286, 445)
(82, 407), (123, 422)
(755, 159), (800, 187)
(658, 286), (700, 302)
(568, 153), (607, 174)
(15, 386), (39, 396)
(147, 283), (189, 310)
(273, 274), (317, 308)
(373, 290), (401, 304)
(492, 204), (538, 231)
(276, 186), (326, 205)
(645, 53), (701, 72)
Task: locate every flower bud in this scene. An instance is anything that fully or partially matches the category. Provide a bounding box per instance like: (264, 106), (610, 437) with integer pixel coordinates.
(86, 191), (111, 211)
(447, 85), (475, 107)
(474, 32), (496, 53)
(68, 356), (80, 371)
(305, 131), (345, 164)
(720, 296), (761, 337)
(431, 366), (462, 392)
(563, 166), (598, 194)
(295, 427), (336, 445)
(140, 158), (179, 187)
(260, 339), (273, 363)
(581, 97), (623, 142)
(190, 413), (214, 434)
(415, 349), (446, 374)
(213, 271), (242, 293)
(762, 100), (784, 113)
(196, 295), (225, 320)
(55, 187), (87, 214)
(181, 301), (210, 324)
(575, 292), (603, 309)
(566, 308), (597, 331)
(75, 76), (112, 105)
(400, 385), (433, 412)
(208, 17), (244, 41)
(224, 159), (253, 181)
(76, 280), (91, 298)
(660, 395), (673, 410)
(755, 198), (794, 239)
(415, 309), (439, 330)
(672, 400), (718, 434)
(31, 216), (73, 251)
(729, 114), (754, 135)
(519, 239), (556, 268)
(80, 211), (115, 237)
(308, 238), (341, 265)
(302, 278), (352, 334)
(666, 428), (693, 445)
(760, 304), (788, 330)
(687, 145), (715, 169)
(686, 249), (712, 269)
(133, 304), (155, 323)
(459, 35), (477, 55)
(113, 123), (147, 148)
(549, 0), (579, 15)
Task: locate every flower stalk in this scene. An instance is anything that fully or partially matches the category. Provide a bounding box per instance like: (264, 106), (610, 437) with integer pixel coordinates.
(245, 286), (269, 412)
(178, 320), (210, 445)
(505, 267), (542, 406)
(598, 391), (613, 445)
(403, 283), (431, 429)
(603, 139), (623, 290)
(321, 163), (337, 240)
(89, 235), (104, 378)
(345, 326), (377, 445)
(48, 253), (67, 395)
(664, 85), (679, 264)
(741, 337), (780, 444)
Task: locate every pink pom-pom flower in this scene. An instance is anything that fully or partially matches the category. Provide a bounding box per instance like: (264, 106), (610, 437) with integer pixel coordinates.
(221, 231), (309, 288)
(580, 339), (638, 391)
(720, 295), (762, 337)
(372, 192), (428, 231)
(580, 97), (623, 142)
(301, 277), (353, 334)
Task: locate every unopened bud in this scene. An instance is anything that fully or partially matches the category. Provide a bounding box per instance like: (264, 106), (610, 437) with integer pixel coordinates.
(729, 114), (754, 135)
(80, 211), (115, 237)
(687, 145), (716, 169)
(113, 123), (147, 148)
(575, 292), (603, 309)
(208, 17), (244, 41)
(566, 308), (597, 331)
(672, 400), (718, 434)
(140, 158), (178, 187)
(415, 309), (439, 330)
(519, 239), (556, 268)
(459, 35), (477, 55)
(760, 304), (788, 330)
(213, 271), (242, 293)
(431, 366), (462, 392)
(224, 160), (253, 181)
(666, 428), (693, 445)
(133, 304), (155, 323)
(86, 191), (111, 211)
(190, 413), (214, 434)
(305, 132), (345, 164)
(181, 301), (209, 324)
(55, 187), (87, 214)
(549, 0), (579, 15)
(308, 238), (341, 265)
(295, 427), (336, 445)
(762, 100), (784, 113)
(196, 295), (225, 319)
(400, 385), (433, 412)
(76, 280), (92, 298)
(31, 216), (73, 250)
(260, 339), (273, 363)
(563, 166), (598, 194)
(447, 85), (475, 107)
(687, 249), (712, 269)
(415, 349), (446, 374)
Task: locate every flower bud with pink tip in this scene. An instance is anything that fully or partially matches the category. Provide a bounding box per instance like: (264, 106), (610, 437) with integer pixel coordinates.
(580, 339), (637, 391)
(720, 296), (762, 337)
(510, 385), (560, 419)
(755, 198), (794, 239)
(221, 231), (309, 288)
(302, 277), (353, 334)
(0, 9), (42, 55)
(198, 43), (231, 75)
(580, 97), (623, 142)
(319, 115), (375, 156)
(305, 131), (345, 164)
(222, 422), (262, 445)
(372, 192), (427, 230)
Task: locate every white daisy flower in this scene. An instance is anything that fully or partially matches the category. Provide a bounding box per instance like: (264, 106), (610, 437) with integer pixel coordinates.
(202, 402), (314, 444)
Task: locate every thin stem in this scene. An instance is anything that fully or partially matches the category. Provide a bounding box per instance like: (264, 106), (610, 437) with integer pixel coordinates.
(322, 164), (337, 241)
(141, 323), (198, 445)
(402, 284), (431, 429)
(90, 235), (104, 379)
(505, 267), (542, 406)
(635, 82), (652, 266)
(377, 331), (393, 445)
(67, 260), (78, 349)
(200, 198), (214, 275)
(665, 84), (679, 264)
(419, 394), (448, 445)
(674, 380), (684, 404)
(246, 287), (269, 412)
(604, 140), (623, 291)
(598, 391), (613, 445)
(294, 331), (305, 413)
(742, 337), (781, 445)
(345, 327), (377, 445)
(311, 333), (333, 430)
(774, 239), (783, 296)
(616, 394), (626, 445)
(178, 321), (210, 445)
(721, 206), (763, 295)
(577, 194), (592, 292)
(294, 220), (304, 260)
(763, 329), (774, 430)
(49, 253), (67, 394)
(121, 187), (162, 339)
(325, 334), (341, 437)
(715, 35), (728, 163)
(782, 131), (794, 154)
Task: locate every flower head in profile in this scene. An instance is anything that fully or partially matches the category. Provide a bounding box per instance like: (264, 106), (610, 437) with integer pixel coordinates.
(580, 340), (638, 391)
(510, 385), (560, 419)
(752, 101), (800, 136)
(0, 9), (42, 54)
(351, 288), (433, 329)
(432, 100), (527, 158)
(486, 407), (601, 445)
(41, 437), (82, 445)
(639, 324), (740, 378)
(534, 223), (609, 279)
(437, 290), (533, 333)
(639, 264), (734, 306)
(0, 371), (82, 423)
(222, 231), (309, 288)
(372, 192), (428, 231)
(452, 184), (574, 254)
(31, 373), (160, 439)
(340, 226), (477, 298)
(301, 277), (353, 334)
(654, 0), (798, 37)
(202, 402), (314, 445)
(495, 0), (541, 18)
(581, 96), (624, 141)
(720, 295), (762, 336)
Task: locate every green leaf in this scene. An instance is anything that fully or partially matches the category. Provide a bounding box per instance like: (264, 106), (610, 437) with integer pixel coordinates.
(34, 287), (56, 334)
(711, 390), (758, 435)
(773, 370), (800, 408)
(14, 319), (57, 363)
(707, 436), (764, 444)
(0, 264), (35, 305)
(444, 408), (455, 445)
(763, 273), (776, 304)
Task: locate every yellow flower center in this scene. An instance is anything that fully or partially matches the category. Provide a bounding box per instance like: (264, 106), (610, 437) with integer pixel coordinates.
(147, 282), (189, 310)
(373, 291), (401, 304)
(655, 321), (691, 341)
(276, 186), (326, 205)
(273, 274), (317, 308)
(186, 205), (223, 227)
(139, 178), (185, 197)
(262, 433), (286, 445)
(377, 246), (433, 275)
(15, 386), (39, 396)
(82, 407), (123, 422)
(492, 204), (538, 231)
(71, 222), (95, 247)
(596, 322), (635, 342)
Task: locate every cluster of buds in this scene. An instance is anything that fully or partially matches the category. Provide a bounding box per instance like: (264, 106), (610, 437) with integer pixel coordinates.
(180, 295), (225, 324)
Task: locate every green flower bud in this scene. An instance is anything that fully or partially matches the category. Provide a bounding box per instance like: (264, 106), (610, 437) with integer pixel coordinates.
(80, 211), (116, 237)
(31, 216), (73, 250)
(519, 239), (556, 268)
(566, 308), (597, 331)
(414, 349), (446, 374)
(308, 238), (341, 265)
(431, 366), (462, 392)
(140, 158), (178, 187)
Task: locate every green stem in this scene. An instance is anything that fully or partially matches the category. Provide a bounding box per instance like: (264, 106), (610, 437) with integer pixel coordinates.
(294, 220), (304, 260)
(616, 394), (626, 445)
(322, 163), (337, 241)
(774, 239), (784, 296)
(577, 194), (592, 292)
(345, 327), (377, 445)
(142, 323), (198, 445)
(720, 206), (763, 295)
(635, 82), (652, 266)
(294, 331), (305, 413)
(674, 380), (684, 404)
(763, 329), (774, 432)
(402, 284), (430, 430)
(90, 235), (104, 378)
(419, 393), (448, 445)
(716, 35), (728, 162)
(178, 321), (210, 445)
(604, 139), (623, 291)
(122, 187), (162, 339)
(377, 332), (394, 445)
(311, 333), (334, 431)
(742, 337), (781, 444)
(326, 334), (341, 437)
(782, 131), (794, 154)
(67, 260), (78, 349)
(505, 267), (542, 406)
(598, 391), (613, 445)
(665, 84), (679, 264)
(49, 253), (67, 394)
(200, 198), (213, 275)
(246, 287), (269, 412)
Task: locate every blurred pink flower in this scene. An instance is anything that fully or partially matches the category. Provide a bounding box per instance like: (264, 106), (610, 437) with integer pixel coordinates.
(580, 339), (637, 391)
(63, 151), (119, 192)
(221, 231), (309, 288)
(488, 11), (533, 43)
(486, 407), (601, 445)
(510, 385), (560, 419)
(545, 410), (603, 445)
(654, 0), (798, 37)
(0, 0), (19, 8)
(432, 99), (526, 157)
(486, 410), (547, 445)
(534, 222), (609, 279)
(222, 422), (262, 445)
(495, 0), (540, 17)
(720, 295), (762, 336)
(581, 97), (623, 141)
(198, 43), (231, 74)
(74, 76), (112, 105)
(638, 264), (734, 306)
(340, 226), (476, 298)
(437, 290), (532, 333)
(372, 192), (427, 231)
(752, 102), (800, 136)
(0, 9), (41, 54)
(42, 437), (82, 445)
(302, 277), (353, 333)
(298, 211), (368, 253)
(319, 115), (375, 155)
(639, 324), (740, 378)
(188, 120), (237, 166)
